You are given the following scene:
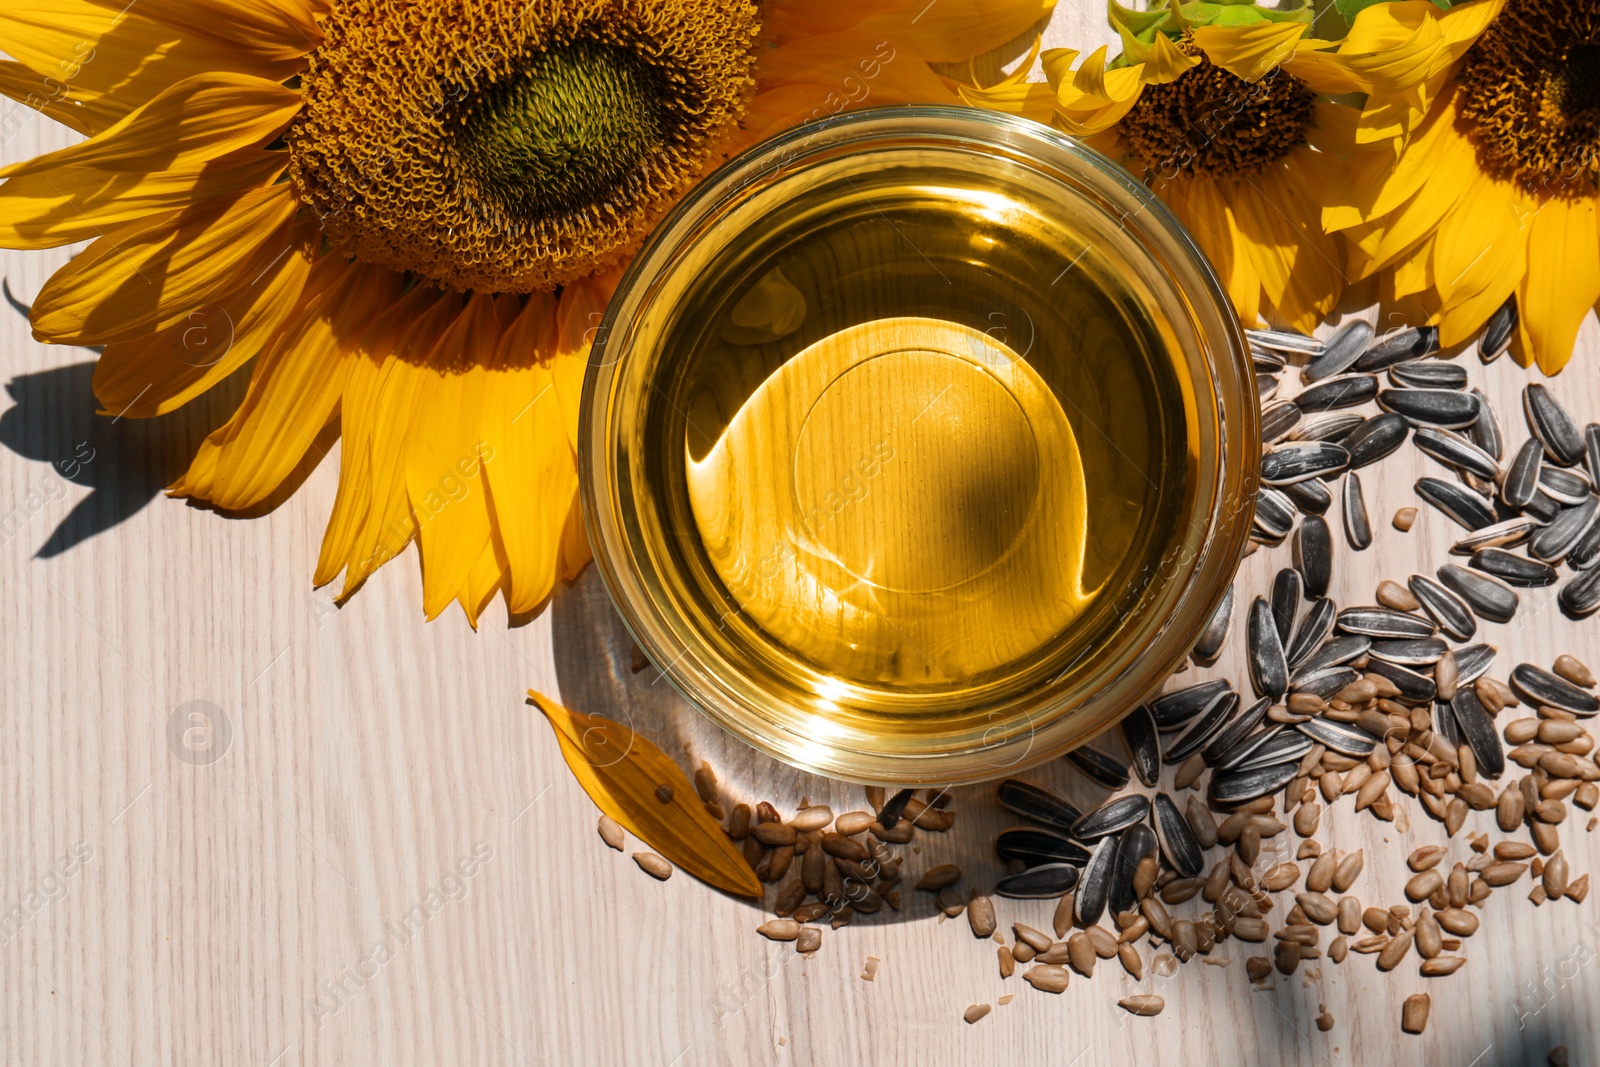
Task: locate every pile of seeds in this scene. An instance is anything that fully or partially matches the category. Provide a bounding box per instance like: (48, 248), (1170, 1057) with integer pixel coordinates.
(601, 298), (1596, 1043)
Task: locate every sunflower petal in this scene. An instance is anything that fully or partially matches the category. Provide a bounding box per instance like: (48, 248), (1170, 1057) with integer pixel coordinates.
(4, 73), (301, 179)
(1192, 20), (1308, 83)
(765, 0), (1055, 65)
(30, 182), (300, 345)
(481, 292), (575, 616)
(93, 226), (315, 418)
(172, 259), (402, 510)
(404, 292), (504, 622)
(86, 0), (323, 63)
(1520, 197), (1600, 375)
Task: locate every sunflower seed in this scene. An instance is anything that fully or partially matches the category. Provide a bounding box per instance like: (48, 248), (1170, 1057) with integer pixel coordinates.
(1562, 568), (1600, 616)
(1342, 412), (1410, 469)
(1269, 568), (1302, 643)
(1469, 547), (1557, 587)
(1510, 664), (1600, 716)
(1434, 696), (1462, 748)
(997, 862), (1081, 900)
(1452, 642), (1497, 684)
(1151, 679), (1234, 731)
(1209, 760), (1302, 805)
(1149, 794), (1204, 878)
(1286, 597), (1336, 670)
(1213, 720), (1288, 771)
(1343, 471), (1373, 550)
(1248, 596), (1289, 700)
(1297, 715), (1378, 757)
(1451, 516), (1541, 554)
(1065, 746), (1131, 789)
(1526, 489), (1564, 522)
(1539, 465), (1593, 505)
(1202, 695), (1272, 766)
(1253, 346), (1287, 372)
(997, 779), (1083, 832)
(1292, 635), (1371, 679)
(1416, 477), (1498, 530)
(1255, 487), (1297, 539)
(1450, 688), (1506, 778)
(1258, 374), (1280, 402)
(1298, 374), (1379, 412)
(1481, 297), (1516, 362)
(1072, 795), (1151, 841)
(1413, 428), (1500, 480)
(1369, 637), (1449, 666)
(1292, 665), (1363, 699)
(1300, 320), (1372, 381)
(1569, 515), (1600, 570)
(1110, 822), (1158, 915)
(1365, 657), (1437, 703)
(1262, 400), (1303, 443)
(1530, 496), (1600, 562)
(1356, 326), (1439, 371)
(1075, 838), (1115, 923)
(1379, 388), (1480, 429)
(1295, 516), (1333, 598)
(1469, 388), (1504, 459)
(1402, 993), (1431, 1034)
(1234, 728), (1316, 771)
(1194, 586), (1234, 662)
(1284, 477), (1333, 515)
(1501, 439), (1545, 509)
(1292, 412), (1366, 443)
(1262, 441), (1351, 485)
(1113, 707), (1159, 788)
(1526, 384), (1585, 466)
(1587, 424), (1600, 484)
(1439, 564), (1519, 623)
(1165, 691), (1240, 764)
(634, 852), (673, 880)
(1337, 606), (1437, 639)
(1408, 574), (1476, 641)
(1249, 328), (1324, 355)
(996, 828), (1091, 868)
(1391, 362), (1468, 390)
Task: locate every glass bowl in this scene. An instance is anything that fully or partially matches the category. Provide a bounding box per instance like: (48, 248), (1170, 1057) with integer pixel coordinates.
(580, 105), (1257, 785)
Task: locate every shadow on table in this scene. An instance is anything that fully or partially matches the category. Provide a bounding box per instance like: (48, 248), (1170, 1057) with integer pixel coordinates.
(549, 566), (1117, 919)
(0, 358), (245, 557)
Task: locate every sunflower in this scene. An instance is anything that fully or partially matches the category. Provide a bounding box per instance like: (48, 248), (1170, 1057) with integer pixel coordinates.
(1318, 0), (1598, 374)
(968, 1), (1373, 332)
(0, 0), (1054, 624)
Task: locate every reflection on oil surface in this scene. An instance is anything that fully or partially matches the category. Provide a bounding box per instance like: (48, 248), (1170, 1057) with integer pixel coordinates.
(688, 316), (1095, 684)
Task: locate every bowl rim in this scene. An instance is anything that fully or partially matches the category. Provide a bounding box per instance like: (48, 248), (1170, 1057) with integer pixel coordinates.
(580, 103), (1259, 785)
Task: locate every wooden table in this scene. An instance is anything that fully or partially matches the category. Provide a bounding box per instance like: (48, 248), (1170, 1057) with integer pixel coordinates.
(3, 5), (1598, 1064)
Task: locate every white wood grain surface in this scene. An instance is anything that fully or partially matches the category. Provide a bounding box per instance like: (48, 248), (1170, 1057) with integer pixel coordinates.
(3, 5), (1599, 1065)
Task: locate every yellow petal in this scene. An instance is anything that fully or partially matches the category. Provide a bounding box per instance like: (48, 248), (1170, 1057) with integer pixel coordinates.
(95, 0), (322, 63)
(765, 0), (1056, 65)
(551, 273), (619, 455)
(1054, 47), (1147, 136)
(1192, 20), (1308, 84)
(958, 80), (1057, 121)
(339, 293), (466, 594)
(314, 284), (439, 590)
(0, 153), (286, 250)
(93, 227), (315, 418)
(528, 690), (761, 899)
(3, 72), (302, 179)
(1520, 197), (1600, 375)
(0, 60), (102, 135)
(404, 292), (503, 622)
(1138, 30), (1200, 85)
(0, 1), (302, 135)
(31, 182), (300, 345)
(172, 259), (403, 510)
(481, 293), (575, 616)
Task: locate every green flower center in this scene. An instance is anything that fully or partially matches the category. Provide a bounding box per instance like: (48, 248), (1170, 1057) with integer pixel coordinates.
(456, 42), (665, 216)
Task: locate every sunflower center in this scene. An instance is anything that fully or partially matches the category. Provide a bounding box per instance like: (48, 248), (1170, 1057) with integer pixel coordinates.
(457, 42), (664, 216)
(285, 0), (760, 293)
(1457, 0), (1600, 193)
(1115, 41), (1314, 181)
